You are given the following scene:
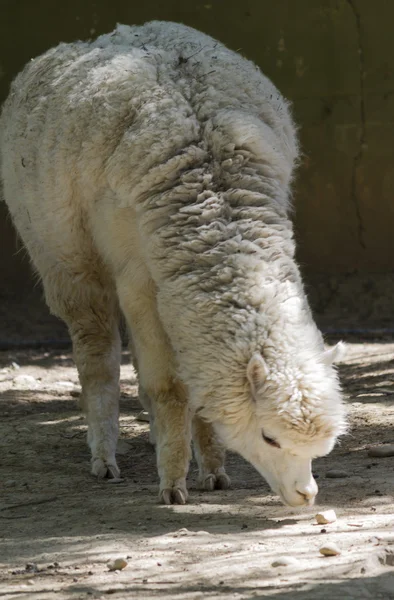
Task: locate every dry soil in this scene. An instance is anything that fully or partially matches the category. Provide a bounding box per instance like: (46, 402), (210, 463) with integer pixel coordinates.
(1, 340), (393, 599)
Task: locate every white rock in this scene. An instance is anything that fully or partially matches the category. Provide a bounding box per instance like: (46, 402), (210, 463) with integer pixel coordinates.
(107, 558), (127, 571)
(11, 362), (20, 370)
(272, 556), (299, 567)
(315, 510), (337, 524)
(319, 543), (341, 556)
(54, 380), (75, 389)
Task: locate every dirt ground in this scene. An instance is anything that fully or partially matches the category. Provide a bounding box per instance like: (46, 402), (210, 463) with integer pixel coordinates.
(1, 339), (394, 600)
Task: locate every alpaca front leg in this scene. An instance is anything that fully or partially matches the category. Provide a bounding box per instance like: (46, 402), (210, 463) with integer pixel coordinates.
(117, 264), (191, 504)
(192, 415), (231, 491)
(154, 384), (191, 504)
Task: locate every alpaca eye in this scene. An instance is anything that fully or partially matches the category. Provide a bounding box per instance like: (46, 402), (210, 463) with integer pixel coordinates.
(262, 432), (281, 448)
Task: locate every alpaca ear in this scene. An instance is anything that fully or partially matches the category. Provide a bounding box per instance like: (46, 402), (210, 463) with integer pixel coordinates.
(247, 353), (269, 393)
(323, 341), (346, 365)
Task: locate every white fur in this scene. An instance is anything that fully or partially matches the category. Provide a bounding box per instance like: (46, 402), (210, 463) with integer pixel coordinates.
(0, 21), (346, 506)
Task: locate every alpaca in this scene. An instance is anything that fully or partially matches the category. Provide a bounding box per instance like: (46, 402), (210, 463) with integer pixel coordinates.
(0, 21), (346, 506)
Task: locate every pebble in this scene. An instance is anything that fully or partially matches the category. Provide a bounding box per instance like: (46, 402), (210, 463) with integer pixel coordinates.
(106, 478), (125, 484)
(11, 362), (20, 370)
(319, 543), (341, 556)
(315, 510), (337, 524)
(173, 528), (190, 537)
(325, 470), (348, 479)
(136, 411), (150, 422)
(16, 427), (30, 434)
(107, 558), (128, 571)
(271, 556), (299, 567)
(367, 445), (394, 458)
(13, 374), (37, 388)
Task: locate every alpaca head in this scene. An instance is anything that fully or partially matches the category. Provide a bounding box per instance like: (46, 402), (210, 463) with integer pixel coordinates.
(212, 342), (346, 508)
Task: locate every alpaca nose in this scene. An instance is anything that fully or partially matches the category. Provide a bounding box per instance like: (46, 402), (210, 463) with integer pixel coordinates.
(296, 480), (318, 502)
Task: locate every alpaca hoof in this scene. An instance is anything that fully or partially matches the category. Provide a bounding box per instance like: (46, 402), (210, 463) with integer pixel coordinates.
(159, 486), (188, 505)
(199, 472), (231, 491)
(92, 458), (120, 480)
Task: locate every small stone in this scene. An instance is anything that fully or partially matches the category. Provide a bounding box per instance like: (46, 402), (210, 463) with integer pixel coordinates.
(175, 528), (190, 536)
(315, 510), (337, 524)
(13, 374), (37, 388)
(319, 543), (341, 556)
(325, 470), (348, 479)
(107, 558), (127, 571)
(379, 548), (394, 566)
(106, 477), (125, 484)
(11, 362), (20, 370)
(136, 410), (150, 422)
(16, 427), (30, 434)
(272, 556), (299, 567)
(367, 445), (394, 458)
(54, 380), (75, 389)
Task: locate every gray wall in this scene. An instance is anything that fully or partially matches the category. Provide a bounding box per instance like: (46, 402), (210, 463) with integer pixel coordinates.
(1, 1), (393, 332)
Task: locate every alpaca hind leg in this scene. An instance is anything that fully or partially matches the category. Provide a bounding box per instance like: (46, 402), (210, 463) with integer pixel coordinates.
(192, 415), (231, 490)
(44, 271), (121, 478)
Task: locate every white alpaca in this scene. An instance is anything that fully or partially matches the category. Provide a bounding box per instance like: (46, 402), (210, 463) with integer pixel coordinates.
(0, 21), (346, 507)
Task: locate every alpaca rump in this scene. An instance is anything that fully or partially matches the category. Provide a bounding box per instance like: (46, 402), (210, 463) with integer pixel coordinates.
(0, 21), (346, 506)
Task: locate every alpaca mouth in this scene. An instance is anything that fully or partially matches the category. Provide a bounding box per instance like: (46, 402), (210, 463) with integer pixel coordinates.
(278, 487), (314, 508)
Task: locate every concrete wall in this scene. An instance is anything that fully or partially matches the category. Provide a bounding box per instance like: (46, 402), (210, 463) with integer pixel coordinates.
(1, 1), (393, 322)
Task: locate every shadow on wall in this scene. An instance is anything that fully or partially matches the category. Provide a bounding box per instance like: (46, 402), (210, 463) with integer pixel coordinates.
(1, 0), (394, 332)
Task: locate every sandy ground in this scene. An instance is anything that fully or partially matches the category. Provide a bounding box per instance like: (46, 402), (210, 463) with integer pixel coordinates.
(0, 340), (394, 600)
